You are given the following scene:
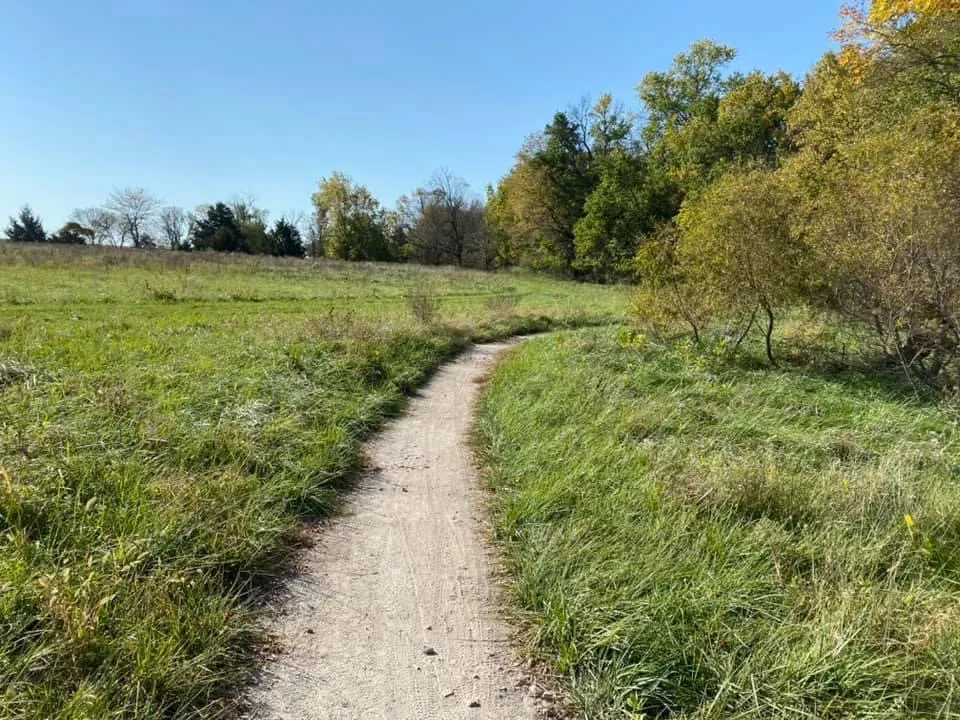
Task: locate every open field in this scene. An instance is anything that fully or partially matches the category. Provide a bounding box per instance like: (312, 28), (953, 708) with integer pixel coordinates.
(0, 245), (627, 719)
(477, 327), (960, 719)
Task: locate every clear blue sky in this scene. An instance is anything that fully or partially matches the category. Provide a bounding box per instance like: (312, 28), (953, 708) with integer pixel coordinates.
(1, 0), (841, 229)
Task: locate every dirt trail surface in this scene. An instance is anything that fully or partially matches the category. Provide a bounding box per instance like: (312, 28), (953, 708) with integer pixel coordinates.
(249, 342), (541, 720)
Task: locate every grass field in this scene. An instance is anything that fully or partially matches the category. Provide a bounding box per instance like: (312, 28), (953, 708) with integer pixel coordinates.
(0, 244), (627, 719)
(477, 327), (960, 719)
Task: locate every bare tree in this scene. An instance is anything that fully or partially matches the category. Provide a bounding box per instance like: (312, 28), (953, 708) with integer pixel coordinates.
(406, 170), (487, 267)
(229, 193), (268, 228)
(158, 206), (190, 250)
(105, 187), (160, 248)
(71, 207), (121, 246)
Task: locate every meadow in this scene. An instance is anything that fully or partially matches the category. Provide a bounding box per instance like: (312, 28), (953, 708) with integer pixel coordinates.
(0, 244), (627, 719)
(477, 327), (960, 719)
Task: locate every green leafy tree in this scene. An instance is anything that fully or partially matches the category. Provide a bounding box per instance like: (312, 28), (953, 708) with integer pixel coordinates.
(573, 150), (671, 280)
(676, 166), (805, 364)
(638, 40), (740, 144)
(190, 203), (247, 252)
(229, 196), (274, 255)
(667, 71), (801, 189)
(312, 173), (395, 261)
(4, 206), (47, 243)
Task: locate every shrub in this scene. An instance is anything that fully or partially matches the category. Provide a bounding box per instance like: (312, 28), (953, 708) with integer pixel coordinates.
(406, 286), (441, 325)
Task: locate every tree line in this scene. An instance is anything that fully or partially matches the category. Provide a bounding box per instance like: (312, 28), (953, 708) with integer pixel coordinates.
(4, 191), (309, 258)
(4, 168), (499, 268)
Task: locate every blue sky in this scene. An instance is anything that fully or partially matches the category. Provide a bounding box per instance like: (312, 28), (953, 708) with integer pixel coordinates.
(1, 0), (841, 229)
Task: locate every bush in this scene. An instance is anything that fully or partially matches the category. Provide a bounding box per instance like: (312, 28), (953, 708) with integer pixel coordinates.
(789, 104), (960, 387)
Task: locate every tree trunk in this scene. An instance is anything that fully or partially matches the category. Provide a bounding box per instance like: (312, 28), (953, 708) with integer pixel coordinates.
(733, 309), (757, 353)
(764, 306), (777, 366)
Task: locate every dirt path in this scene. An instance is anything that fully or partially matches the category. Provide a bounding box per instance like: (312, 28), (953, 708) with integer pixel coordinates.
(249, 342), (542, 720)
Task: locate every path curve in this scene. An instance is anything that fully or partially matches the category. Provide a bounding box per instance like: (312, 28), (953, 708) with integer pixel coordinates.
(249, 342), (540, 720)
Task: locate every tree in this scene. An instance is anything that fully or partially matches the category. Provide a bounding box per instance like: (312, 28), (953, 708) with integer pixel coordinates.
(573, 150), (674, 280)
(638, 40), (741, 143)
(529, 111), (598, 271)
(311, 173), (395, 261)
(488, 94), (641, 276)
(268, 217), (305, 257)
(589, 93), (635, 155)
(666, 71), (801, 190)
(229, 195), (274, 254)
(635, 40), (745, 214)
(4, 206), (47, 243)
(71, 207), (120, 246)
(159, 206), (191, 250)
(190, 203), (246, 252)
(50, 221), (94, 245)
(676, 166), (805, 364)
(229, 194), (268, 228)
(404, 170), (489, 267)
(786, 103), (960, 384)
(837, 1), (960, 102)
(105, 188), (160, 248)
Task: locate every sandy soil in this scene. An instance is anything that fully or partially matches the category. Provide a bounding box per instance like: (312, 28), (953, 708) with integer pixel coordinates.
(248, 342), (545, 720)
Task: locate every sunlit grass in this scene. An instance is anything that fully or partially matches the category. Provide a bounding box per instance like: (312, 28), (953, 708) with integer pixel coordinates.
(0, 244), (627, 719)
(477, 326), (960, 718)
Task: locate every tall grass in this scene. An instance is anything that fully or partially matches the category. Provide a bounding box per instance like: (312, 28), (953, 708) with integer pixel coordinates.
(477, 327), (960, 719)
(0, 245), (627, 719)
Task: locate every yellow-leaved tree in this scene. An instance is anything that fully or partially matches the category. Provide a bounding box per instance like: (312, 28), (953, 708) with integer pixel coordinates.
(869, 0), (960, 23)
(674, 166), (805, 365)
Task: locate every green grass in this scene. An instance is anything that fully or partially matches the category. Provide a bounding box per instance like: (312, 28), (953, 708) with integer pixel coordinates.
(477, 327), (960, 719)
(0, 244), (627, 719)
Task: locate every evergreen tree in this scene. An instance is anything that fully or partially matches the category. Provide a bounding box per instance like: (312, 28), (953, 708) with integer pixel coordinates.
(269, 217), (305, 257)
(4, 205), (47, 243)
(190, 203), (246, 252)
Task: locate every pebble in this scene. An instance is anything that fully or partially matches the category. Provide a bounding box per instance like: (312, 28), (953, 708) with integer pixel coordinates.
(468, 700), (481, 708)
(542, 691), (556, 702)
(423, 647), (438, 656)
(528, 684), (544, 699)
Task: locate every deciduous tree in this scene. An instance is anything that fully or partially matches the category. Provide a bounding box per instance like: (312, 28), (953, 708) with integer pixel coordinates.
(105, 188), (160, 248)
(311, 173), (395, 261)
(676, 166), (804, 364)
(159, 206), (191, 250)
